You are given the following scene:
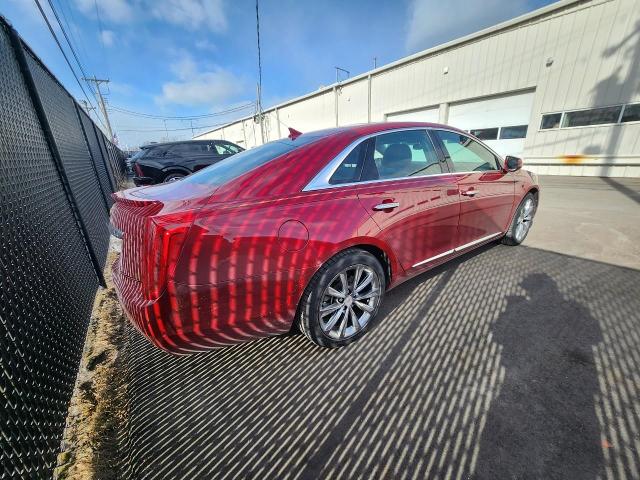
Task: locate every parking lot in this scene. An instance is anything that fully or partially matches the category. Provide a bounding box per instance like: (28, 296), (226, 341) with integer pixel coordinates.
(119, 176), (640, 480)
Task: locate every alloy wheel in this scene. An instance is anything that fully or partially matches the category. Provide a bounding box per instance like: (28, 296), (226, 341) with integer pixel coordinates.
(319, 264), (381, 340)
(515, 198), (535, 242)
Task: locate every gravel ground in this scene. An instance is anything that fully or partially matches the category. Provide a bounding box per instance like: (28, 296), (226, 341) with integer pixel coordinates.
(55, 248), (128, 480)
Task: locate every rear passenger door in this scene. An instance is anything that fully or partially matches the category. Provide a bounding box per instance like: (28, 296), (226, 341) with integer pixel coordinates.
(351, 129), (460, 272)
(431, 129), (516, 249)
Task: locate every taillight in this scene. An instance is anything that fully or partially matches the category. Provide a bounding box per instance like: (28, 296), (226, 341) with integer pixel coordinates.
(142, 212), (195, 300)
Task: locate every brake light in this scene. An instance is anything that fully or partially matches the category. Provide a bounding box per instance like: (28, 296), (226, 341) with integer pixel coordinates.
(142, 212), (195, 300)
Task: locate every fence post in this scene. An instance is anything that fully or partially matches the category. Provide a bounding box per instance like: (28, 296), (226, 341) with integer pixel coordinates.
(75, 103), (111, 216)
(7, 25), (107, 288)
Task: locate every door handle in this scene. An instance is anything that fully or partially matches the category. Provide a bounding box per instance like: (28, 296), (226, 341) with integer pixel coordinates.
(461, 190), (478, 197)
(373, 202), (400, 211)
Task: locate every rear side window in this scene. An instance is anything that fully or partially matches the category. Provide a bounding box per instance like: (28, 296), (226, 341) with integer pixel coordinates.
(434, 130), (499, 172)
(329, 140), (370, 185)
(169, 143), (207, 154)
(145, 145), (170, 156)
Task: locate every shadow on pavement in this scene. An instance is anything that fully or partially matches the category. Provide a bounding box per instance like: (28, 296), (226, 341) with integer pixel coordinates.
(120, 244), (640, 480)
(474, 273), (603, 479)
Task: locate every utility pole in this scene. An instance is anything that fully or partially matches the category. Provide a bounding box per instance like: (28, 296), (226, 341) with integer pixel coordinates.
(163, 119), (168, 141)
(83, 76), (114, 141)
(190, 119), (194, 137)
(80, 100), (96, 115)
(373, 57), (377, 69)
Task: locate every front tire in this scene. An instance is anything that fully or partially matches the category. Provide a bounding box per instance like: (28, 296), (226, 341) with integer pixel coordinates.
(502, 193), (537, 245)
(297, 249), (386, 348)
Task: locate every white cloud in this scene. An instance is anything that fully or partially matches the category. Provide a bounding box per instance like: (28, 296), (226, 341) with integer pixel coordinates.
(150, 0), (227, 33)
(157, 54), (243, 107)
(72, 0), (227, 32)
(406, 0), (529, 52)
(74, 0), (133, 23)
(100, 30), (116, 46)
(195, 39), (217, 52)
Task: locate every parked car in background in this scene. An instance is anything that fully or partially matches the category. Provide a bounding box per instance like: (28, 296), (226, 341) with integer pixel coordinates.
(110, 122), (539, 354)
(131, 140), (244, 185)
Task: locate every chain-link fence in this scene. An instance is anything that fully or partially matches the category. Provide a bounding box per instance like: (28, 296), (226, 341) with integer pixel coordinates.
(0, 16), (124, 479)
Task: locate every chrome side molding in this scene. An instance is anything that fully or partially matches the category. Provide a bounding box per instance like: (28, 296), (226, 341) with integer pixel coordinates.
(411, 232), (502, 268)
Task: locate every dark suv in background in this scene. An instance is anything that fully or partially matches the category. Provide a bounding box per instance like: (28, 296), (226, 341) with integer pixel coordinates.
(132, 140), (244, 185)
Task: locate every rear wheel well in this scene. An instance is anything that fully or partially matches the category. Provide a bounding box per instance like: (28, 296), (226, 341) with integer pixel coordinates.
(351, 244), (392, 288)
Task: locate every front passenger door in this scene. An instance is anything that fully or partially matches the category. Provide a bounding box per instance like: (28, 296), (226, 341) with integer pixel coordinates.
(353, 129), (459, 272)
(431, 129), (516, 249)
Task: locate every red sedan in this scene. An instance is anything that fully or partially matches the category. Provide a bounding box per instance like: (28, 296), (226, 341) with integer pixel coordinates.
(110, 122), (539, 354)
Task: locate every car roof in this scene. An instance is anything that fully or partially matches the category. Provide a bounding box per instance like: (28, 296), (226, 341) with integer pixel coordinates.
(337, 121), (464, 136)
(141, 139), (235, 149)
(288, 122), (466, 144)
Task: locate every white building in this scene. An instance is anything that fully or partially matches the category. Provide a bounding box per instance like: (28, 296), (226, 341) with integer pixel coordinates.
(195, 0), (640, 177)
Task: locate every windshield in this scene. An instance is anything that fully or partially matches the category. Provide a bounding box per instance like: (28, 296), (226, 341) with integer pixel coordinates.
(181, 132), (332, 186)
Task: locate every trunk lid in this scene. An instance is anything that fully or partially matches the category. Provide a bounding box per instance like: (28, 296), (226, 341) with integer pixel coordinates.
(110, 182), (214, 283)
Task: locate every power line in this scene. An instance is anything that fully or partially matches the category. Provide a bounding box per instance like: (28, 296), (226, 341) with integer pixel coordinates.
(45, 0), (93, 90)
(32, 0), (96, 109)
(108, 102), (255, 120)
(54, 0), (91, 77)
(117, 122), (230, 133)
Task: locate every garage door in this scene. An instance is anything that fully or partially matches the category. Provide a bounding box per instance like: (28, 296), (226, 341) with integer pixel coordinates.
(448, 91), (534, 158)
(387, 106), (439, 123)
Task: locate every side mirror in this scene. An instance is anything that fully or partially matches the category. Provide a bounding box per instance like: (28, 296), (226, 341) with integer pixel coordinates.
(504, 155), (523, 172)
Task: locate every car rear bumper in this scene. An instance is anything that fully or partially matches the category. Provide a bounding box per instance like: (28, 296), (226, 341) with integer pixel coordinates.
(133, 176), (154, 186)
(111, 255), (300, 354)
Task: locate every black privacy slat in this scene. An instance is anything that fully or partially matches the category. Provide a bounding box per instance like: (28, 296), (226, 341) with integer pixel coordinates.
(79, 108), (114, 207)
(24, 50), (110, 270)
(0, 16), (122, 478)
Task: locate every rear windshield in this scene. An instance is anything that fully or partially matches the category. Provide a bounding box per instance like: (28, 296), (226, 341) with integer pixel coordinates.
(181, 132), (329, 186)
(130, 149), (148, 161)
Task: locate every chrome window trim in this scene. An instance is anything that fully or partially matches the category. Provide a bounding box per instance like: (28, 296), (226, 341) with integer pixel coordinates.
(302, 126), (505, 192)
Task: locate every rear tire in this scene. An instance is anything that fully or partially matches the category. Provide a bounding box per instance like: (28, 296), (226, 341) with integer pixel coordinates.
(297, 249), (386, 348)
(163, 173), (185, 183)
(502, 193), (537, 246)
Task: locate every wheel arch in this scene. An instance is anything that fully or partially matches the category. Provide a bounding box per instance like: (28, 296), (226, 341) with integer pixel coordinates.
(313, 237), (400, 291)
(161, 165), (191, 178)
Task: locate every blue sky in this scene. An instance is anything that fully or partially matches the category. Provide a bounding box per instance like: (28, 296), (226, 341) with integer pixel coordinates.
(1, 0), (555, 148)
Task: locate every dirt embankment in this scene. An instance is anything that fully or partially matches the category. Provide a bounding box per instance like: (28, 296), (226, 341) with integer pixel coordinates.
(55, 249), (129, 480)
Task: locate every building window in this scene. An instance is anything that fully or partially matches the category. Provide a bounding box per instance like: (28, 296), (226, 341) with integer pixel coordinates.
(562, 106), (623, 128)
(499, 125), (528, 139)
(621, 103), (640, 123)
(540, 113), (562, 130)
(469, 128), (499, 140)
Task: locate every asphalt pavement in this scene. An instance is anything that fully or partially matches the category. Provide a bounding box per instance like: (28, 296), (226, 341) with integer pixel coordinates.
(120, 176), (640, 480)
